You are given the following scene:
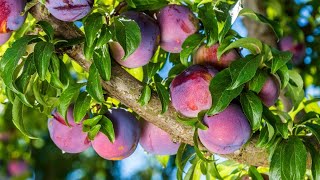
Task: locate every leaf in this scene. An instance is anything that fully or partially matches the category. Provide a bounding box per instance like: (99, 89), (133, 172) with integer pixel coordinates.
(193, 129), (213, 163)
(125, 0), (167, 10)
(305, 123), (320, 144)
(73, 92), (91, 123)
(207, 69), (244, 115)
(12, 98), (38, 139)
(306, 144), (320, 180)
(138, 84), (151, 106)
(180, 34), (204, 66)
(57, 83), (84, 120)
(271, 48), (293, 73)
(228, 54), (263, 90)
(256, 122), (275, 148)
(33, 41), (55, 80)
(198, 4), (218, 46)
(240, 91), (263, 131)
(155, 82), (170, 114)
(32, 76), (49, 107)
(270, 137), (307, 180)
(112, 17), (141, 60)
(276, 65), (289, 89)
(218, 15), (232, 43)
(99, 116), (115, 143)
(96, 25), (112, 48)
(176, 143), (187, 180)
(248, 69), (268, 93)
(84, 13), (104, 48)
(83, 115), (103, 127)
(248, 166), (264, 180)
(263, 106), (289, 139)
(218, 38), (263, 59)
(37, 21), (54, 40)
(15, 54), (36, 93)
(93, 46), (112, 81)
(88, 124), (101, 140)
(87, 63), (105, 103)
(239, 8), (283, 39)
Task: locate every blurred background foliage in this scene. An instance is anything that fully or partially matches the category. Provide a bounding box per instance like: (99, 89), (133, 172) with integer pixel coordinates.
(0, 0), (319, 179)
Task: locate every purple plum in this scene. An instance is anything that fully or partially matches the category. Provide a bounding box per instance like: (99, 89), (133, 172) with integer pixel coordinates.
(139, 121), (180, 155)
(279, 36), (306, 65)
(157, 4), (199, 53)
(7, 160), (28, 177)
(109, 11), (160, 68)
(0, 0), (26, 33)
(0, 32), (11, 45)
(92, 108), (140, 160)
(170, 65), (217, 118)
(258, 75), (280, 107)
(198, 103), (251, 154)
(193, 43), (240, 70)
(48, 106), (91, 153)
(45, 0), (94, 22)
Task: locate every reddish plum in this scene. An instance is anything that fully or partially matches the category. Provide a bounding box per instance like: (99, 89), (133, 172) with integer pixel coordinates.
(0, 0), (26, 33)
(279, 36), (306, 65)
(7, 160), (28, 177)
(258, 75), (280, 107)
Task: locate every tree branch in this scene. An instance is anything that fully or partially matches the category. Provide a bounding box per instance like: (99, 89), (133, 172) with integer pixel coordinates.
(29, 3), (270, 166)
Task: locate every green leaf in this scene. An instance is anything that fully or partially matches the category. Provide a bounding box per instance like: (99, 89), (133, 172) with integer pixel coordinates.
(218, 15), (232, 43)
(12, 98), (38, 139)
(99, 116), (115, 143)
(263, 106), (289, 139)
(239, 8), (283, 39)
(180, 34), (204, 66)
(305, 123), (320, 144)
(93, 45), (112, 81)
(176, 114), (198, 127)
(218, 38), (263, 59)
(176, 143), (188, 180)
(207, 162), (223, 180)
(88, 124), (101, 140)
(271, 48), (293, 73)
(248, 166), (264, 180)
(73, 92), (91, 123)
(272, 137), (307, 180)
(198, 4), (218, 46)
(193, 129), (213, 163)
(306, 144), (320, 180)
(83, 115), (103, 127)
(33, 41), (54, 80)
(37, 21), (54, 40)
(228, 54), (263, 90)
(112, 17), (141, 60)
(277, 65), (289, 89)
(87, 63), (105, 103)
(84, 13), (104, 48)
(155, 82), (169, 114)
(32, 76), (49, 107)
(96, 25), (112, 48)
(240, 91), (263, 131)
(144, 62), (162, 83)
(15, 54), (36, 93)
(138, 84), (151, 106)
(256, 122), (275, 148)
(125, 0), (167, 10)
(57, 83), (84, 120)
(207, 69), (244, 115)
(248, 69), (268, 93)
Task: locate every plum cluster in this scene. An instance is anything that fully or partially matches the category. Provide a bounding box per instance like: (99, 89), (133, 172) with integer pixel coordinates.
(0, 0), (26, 45)
(48, 106), (180, 160)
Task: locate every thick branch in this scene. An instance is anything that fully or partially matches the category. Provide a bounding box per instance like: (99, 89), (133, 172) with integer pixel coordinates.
(29, 4), (269, 166)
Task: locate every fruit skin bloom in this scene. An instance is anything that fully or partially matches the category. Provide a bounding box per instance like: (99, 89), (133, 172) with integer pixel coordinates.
(48, 107), (91, 153)
(198, 103), (251, 154)
(0, 0), (26, 33)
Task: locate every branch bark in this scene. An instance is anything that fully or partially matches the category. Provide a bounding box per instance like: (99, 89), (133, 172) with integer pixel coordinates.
(29, 3), (270, 166)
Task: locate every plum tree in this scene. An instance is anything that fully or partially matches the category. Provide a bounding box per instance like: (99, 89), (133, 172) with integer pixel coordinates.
(48, 106), (91, 153)
(157, 4), (199, 53)
(198, 103), (251, 154)
(109, 11), (160, 68)
(258, 74), (280, 107)
(193, 43), (240, 70)
(45, 0), (94, 22)
(139, 121), (180, 155)
(170, 65), (217, 118)
(0, 0), (26, 33)
(279, 36), (306, 65)
(0, 32), (11, 45)
(92, 108), (140, 160)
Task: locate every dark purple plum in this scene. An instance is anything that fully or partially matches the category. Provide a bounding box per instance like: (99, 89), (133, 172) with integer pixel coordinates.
(170, 65), (217, 118)
(198, 103), (251, 154)
(258, 75), (280, 107)
(48, 106), (91, 153)
(0, 32), (11, 45)
(140, 121), (180, 155)
(92, 108), (140, 160)
(0, 0), (26, 33)
(157, 4), (199, 53)
(193, 43), (240, 70)
(279, 36), (306, 65)
(45, 0), (94, 22)
(109, 11), (160, 68)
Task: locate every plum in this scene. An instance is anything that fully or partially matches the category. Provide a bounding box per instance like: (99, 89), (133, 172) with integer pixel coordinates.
(139, 121), (180, 155)
(109, 11), (160, 68)
(157, 4), (199, 53)
(48, 106), (91, 153)
(92, 108), (140, 160)
(7, 160), (28, 177)
(258, 75), (280, 107)
(279, 36), (306, 65)
(193, 43), (240, 70)
(0, 32), (11, 45)
(45, 0), (94, 22)
(170, 65), (217, 118)
(198, 103), (251, 154)
(0, 0), (26, 33)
